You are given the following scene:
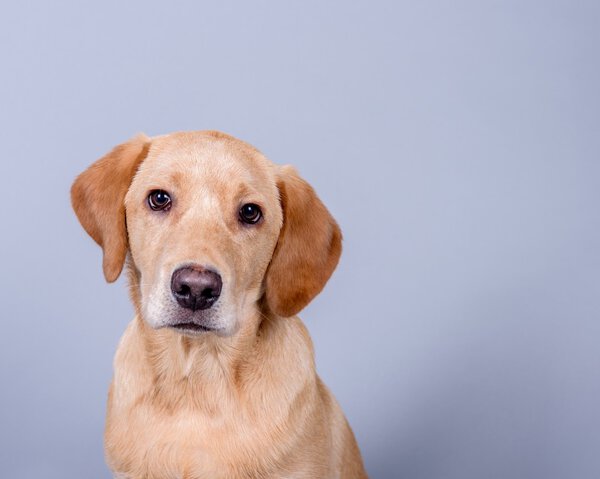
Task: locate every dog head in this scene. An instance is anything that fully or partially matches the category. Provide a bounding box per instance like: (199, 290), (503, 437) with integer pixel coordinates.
(71, 131), (341, 336)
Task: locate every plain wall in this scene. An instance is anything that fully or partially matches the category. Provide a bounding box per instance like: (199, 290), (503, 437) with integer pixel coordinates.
(1, 1), (599, 478)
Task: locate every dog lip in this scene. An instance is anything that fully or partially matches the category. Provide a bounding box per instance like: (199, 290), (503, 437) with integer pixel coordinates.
(170, 322), (213, 332)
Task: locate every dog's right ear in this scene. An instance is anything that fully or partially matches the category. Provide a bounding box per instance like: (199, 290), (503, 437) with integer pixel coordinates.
(71, 134), (150, 283)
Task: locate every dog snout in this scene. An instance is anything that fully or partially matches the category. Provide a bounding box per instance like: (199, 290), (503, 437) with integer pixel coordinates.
(171, 266), (222, 311)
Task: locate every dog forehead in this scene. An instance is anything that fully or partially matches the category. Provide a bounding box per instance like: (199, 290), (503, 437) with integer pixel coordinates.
(139, 131), (274, 190)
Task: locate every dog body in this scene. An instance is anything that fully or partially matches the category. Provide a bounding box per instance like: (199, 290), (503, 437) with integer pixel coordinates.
(72, 131), (367, 478)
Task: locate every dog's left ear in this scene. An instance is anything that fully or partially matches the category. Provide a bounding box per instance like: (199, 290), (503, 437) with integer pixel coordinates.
(71, 134), (151, 283)
(265, 166), (342, 317)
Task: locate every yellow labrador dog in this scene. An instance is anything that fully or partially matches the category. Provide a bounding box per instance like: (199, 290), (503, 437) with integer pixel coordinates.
(71, 131), (367, 479)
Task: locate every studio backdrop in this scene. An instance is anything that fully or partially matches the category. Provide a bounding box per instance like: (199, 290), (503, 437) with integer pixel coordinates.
(1, 1), (599, 478)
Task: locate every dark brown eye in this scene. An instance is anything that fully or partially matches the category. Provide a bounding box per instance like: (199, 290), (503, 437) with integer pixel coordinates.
(239, 203), (262, 224)
(148, 190), (172, 211)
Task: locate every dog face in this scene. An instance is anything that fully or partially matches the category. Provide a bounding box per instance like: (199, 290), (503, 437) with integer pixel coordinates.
(124, 132), (283, 335)
(72, 131), (342, 336)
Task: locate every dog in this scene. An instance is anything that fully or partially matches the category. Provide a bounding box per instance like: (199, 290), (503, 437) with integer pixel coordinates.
(71, 131), (368, 478)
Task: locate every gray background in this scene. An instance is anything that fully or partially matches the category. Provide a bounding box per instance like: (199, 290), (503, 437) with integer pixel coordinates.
(0, 1), (599, 478)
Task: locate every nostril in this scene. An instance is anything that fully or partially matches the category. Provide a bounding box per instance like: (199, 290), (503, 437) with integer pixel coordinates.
(177, 284), (191, 297)
(201, 286), (220, 299)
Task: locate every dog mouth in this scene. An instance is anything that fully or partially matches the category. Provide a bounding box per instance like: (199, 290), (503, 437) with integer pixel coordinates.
(170, 322), (214, 333)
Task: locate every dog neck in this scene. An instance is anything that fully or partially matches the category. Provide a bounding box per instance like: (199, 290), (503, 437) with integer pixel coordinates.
(137, 309), (261, 379)
(116, 308), (314, 420)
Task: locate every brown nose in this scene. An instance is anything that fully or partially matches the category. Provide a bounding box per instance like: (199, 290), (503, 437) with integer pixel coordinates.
(171, 266), (222, 311)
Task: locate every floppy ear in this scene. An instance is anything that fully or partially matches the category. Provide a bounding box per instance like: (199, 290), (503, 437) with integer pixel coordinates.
(265, 166), (342, 317)
(71, 134), (151, 283)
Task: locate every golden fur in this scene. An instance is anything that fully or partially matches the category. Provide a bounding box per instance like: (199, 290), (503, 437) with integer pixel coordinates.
(71, 131), (367, 479)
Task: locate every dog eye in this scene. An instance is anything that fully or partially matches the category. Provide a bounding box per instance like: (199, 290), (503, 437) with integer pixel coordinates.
(239, 203), (262, 224)
(148, 190), (172, 211)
